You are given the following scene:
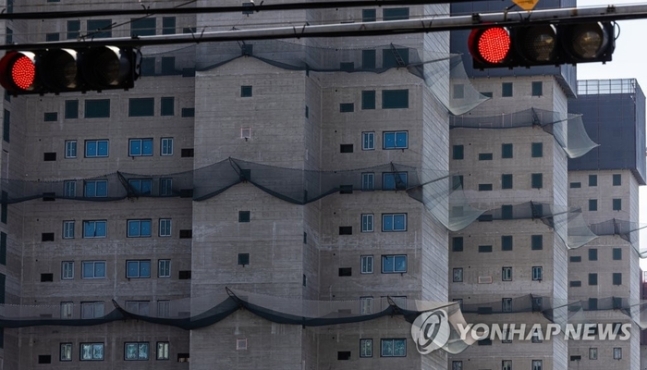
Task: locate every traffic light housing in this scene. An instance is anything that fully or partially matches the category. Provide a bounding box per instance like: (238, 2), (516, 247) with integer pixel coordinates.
(0, 46), (139, 95)
(468, 22), (616, 69)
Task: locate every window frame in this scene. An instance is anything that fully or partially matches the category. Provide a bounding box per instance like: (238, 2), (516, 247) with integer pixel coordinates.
(159, 218), (172, 237)
(61, 261), (74, 280)
(156, 342), (170, 360)
(382, 172), (408, 190)
(532, 266), (542, 281)
(64, 180), (77, 197)
(360, 255), (374, 274)
(64, 140), (77, 158)
(126, 260), (152, 279)
(84, 139), (109, 158)
(63, 220), (75, 239)
(613, 347), (622, 360)
(81, 261), (106, 279)
(453, 267), (463, 282)
(381, 254), (407, 274)
(124, 342), (149, 361)
(83, 180), (108, 198)
(60, 343), (73, 361)
(158, 259), (171, 278)
(382, 131), (408, 149)
(380, 338), (407, 357)
(381, 213), (407, 232)
(127, 219), (152, 238)
(129, 138), (154, 157)
(160, 137), (174, 156)
(82, 220), (107, 238)
(589, 347), (598, 360)
(80, 343), (104, 361)
(502, 266), (512, 281)
(359, 338), (373, 358)
(361, 172), (375, 191)
(361, 213), (374, 233)
(361, 131), (375, 151)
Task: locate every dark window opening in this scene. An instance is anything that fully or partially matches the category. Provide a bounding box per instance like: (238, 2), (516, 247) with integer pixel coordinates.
(38, 355), (52, 364)
(40, 273), (53, 282)
(238, 253), (249, 266)
(41, 233), (54, 242)
(238, 211), (250, 223)
(43, 152), (56, 161)
(339, 226), (352, 235)
(337, 351), (351, 360)
(181, 148), (194, 157)
(338, 268), (352, 277)
(178, 271), (191, 280)
(179, 230), (192, 239)
(340, 144), (354, 153)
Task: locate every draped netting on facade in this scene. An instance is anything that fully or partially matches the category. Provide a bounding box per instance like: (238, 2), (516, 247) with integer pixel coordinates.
(3, 159), (647, 256)
(1, 289), (645, 345)
(449, 108), (599, 159)
(142, 41), (489, 116)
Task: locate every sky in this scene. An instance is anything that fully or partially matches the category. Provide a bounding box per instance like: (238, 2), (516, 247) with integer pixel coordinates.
(571, 1), (647, 268)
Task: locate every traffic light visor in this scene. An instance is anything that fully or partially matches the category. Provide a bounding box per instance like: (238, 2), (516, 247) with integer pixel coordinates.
(81, 46), (133, 89)
(469, 27), (511, 64)
(517, 25), (557, 63)
(0, 51), (36, 92)
(564, 22), (610, 61)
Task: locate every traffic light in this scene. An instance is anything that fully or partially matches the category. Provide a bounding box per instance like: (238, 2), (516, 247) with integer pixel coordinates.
(0, 46), (139, 95)
(468, 22), (616, 69)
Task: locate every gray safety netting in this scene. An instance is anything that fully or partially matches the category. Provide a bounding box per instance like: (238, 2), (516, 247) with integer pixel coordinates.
(3, 159), (647, 256)
(3, 289), (646, 351)
(142, 40), (489, 116)
(457, 201), (647, 256)
(449, 108), (599, 159)
(0, 159), (444, 205)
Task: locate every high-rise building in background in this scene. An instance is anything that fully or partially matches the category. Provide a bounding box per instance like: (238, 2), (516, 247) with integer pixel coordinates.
(0, 0), (643, 369)
(0, 1), (455, 369)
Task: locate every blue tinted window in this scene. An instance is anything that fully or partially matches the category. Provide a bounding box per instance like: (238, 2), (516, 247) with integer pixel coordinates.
(382, 172), (408, 190)
(85, 140), (109, 157)
(84, 180), (107, 197)
(128, 220), (152, 237)
(382, 213), (406, 231)
(383, 131), (408, 149)
(129, 139), (153, 156)
(83, 221), (106, 238)
(382, 255), (407, 273)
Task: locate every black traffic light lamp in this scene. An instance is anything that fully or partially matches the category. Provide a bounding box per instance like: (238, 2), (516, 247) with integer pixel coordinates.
(0, 46), (139, 95)
(468, 22), (616, 69)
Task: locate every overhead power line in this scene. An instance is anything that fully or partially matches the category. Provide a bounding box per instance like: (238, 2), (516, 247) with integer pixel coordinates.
(0, 0), (501, 20)
(2, 3), (647, 51)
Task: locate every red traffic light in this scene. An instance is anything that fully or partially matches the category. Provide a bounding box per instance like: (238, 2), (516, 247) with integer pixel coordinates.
(469, 27), (511, 65)
(0, 51), (37, 92)
(468, 22), (615, 69)
(0, 47), (139, 95)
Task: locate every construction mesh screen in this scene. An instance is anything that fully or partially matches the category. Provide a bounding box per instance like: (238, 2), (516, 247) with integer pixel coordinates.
(142, 41), (488, 116)
(449, 108), (599, 159)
